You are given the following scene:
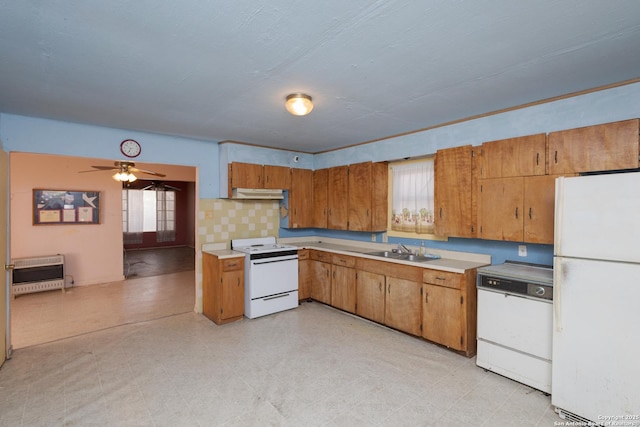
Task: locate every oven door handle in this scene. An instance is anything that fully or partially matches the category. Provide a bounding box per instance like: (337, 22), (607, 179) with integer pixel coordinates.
(263, 293), (290, 301)
(252, 256), (298, 265)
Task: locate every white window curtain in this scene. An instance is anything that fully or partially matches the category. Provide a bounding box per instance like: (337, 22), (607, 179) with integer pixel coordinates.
(156, 191), (176, 243)
(123, 189), (144, 244)
(391, 159), (435, 234)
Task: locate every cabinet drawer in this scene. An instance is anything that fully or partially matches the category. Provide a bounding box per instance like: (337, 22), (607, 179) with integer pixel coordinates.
(222, 258), (244, 272)
(331, 254), (356, 268)
(297, 249), (310, 260)
(422, 269), (463, 289)
(311, 250), (331, 262)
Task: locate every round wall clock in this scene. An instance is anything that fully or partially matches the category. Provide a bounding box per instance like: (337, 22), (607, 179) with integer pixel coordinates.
(120, 139), (141, 158)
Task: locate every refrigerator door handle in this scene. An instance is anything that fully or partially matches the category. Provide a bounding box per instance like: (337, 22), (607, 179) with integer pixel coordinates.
(554, 259), (563, 332)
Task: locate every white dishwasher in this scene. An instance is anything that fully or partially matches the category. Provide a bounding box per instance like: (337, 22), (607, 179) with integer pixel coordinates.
(476, 261), (553, 394)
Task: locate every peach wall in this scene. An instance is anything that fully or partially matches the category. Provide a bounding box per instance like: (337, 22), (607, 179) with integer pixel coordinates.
(10, 152), (196, 287)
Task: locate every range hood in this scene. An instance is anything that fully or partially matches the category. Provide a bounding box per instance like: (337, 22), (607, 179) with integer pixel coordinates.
(231, 188), (284, 200)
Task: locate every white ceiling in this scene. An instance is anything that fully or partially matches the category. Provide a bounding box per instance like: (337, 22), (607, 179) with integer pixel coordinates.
(1, 1), (639, 153)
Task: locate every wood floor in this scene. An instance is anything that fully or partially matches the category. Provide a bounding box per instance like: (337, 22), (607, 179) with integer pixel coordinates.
(123, 246), (195, 279)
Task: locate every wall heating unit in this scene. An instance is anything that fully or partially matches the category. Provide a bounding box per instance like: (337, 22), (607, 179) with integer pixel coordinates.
(11, 254), (65, 297)
(231, 237), (298, 319)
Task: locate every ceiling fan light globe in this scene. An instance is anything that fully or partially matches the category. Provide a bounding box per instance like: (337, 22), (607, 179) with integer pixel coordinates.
(128, 173), (137, 182)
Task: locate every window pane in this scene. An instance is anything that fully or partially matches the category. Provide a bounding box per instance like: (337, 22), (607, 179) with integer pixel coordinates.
(390, 158), (435, 234)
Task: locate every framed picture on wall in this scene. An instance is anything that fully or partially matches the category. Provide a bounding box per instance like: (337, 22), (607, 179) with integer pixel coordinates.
(33, 189), (100, 225)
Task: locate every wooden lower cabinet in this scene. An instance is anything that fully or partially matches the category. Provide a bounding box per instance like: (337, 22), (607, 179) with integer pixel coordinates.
(422, 269), (477, 356)
(385, 276), (422, 336)
(308, 250), (478, 357)
(298, 249), (311, 300)
(310, 250), (331, 304)
(202, 253), (244, 325)
(355, 270), (386, 324)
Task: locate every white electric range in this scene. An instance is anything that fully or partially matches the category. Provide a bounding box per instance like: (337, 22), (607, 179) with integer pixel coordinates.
(231, 237), (299, 319)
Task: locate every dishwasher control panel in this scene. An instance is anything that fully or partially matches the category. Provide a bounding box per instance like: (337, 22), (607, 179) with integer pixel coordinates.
(477, 261), (553, 301)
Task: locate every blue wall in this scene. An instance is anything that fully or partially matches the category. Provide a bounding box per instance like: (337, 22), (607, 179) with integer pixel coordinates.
(3, 81), (640, 265)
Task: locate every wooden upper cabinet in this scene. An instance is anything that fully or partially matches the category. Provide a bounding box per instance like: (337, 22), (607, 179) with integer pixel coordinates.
(313, 168), (329, 228)
(229, 162), (263, 189)
(523, 174), (563, 244)
(548, 119), (640, 174)
(348, 161), (388, 232)
(478, 177), (524, 242)
(328, 165), (349, 230)
(228, 162), (290, 193)
(263, 165), (291, 189)
(479, 133), (546, 178)
(289, 168), (313, 228)
(434, 146), (474, 238)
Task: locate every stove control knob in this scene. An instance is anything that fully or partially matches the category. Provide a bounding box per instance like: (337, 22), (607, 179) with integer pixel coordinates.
(535, 287), (545, 297)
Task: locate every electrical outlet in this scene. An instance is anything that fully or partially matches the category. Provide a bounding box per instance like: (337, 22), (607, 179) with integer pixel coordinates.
(518, 245), (527, 257)
(382, 232), (388, 243)
(371, 233), (376, 242)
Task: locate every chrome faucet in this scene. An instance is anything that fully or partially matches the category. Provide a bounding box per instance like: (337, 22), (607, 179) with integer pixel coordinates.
(397, 244), (412, 254)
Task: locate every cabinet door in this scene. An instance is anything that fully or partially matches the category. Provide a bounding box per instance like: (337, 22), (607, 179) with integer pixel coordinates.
(231, 162), (263, 188)
(348, 162), (372, 232)
(328, 165), (348, 230)
(548, 119), (640, 174)
(331, 265), (356, 313)
(313, 168), (328, 228)
(523, 174), (558, 244)
(220, 270), (244, 320)
(422, 283), (463, 350)
(290, 168), (314, 228)
(298, 251), (312, 300)
(478, 177), (523, 241)
(310, 260), (331, 304)
(435, 146), (474, 238)
(371, 162), (388, 231)
(356, 270), (385, 324)
(385, 277), (421, 336)
(480, 134), (546, 178)
(264, 165), (291, 189)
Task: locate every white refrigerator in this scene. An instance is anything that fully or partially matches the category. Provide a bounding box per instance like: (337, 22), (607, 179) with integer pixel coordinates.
(553, 171), (640, 425)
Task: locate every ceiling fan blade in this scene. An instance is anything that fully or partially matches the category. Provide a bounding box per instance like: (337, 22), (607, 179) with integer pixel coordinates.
(130, 167), (166, 177)
(78, 165), (118, 173)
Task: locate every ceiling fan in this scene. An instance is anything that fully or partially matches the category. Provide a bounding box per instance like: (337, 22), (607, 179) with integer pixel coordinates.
(79, 161), (166, 182)
(141, 180), (181, 191)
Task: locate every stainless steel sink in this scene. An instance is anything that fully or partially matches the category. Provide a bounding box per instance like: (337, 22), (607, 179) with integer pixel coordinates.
(366, 251), (441, 263)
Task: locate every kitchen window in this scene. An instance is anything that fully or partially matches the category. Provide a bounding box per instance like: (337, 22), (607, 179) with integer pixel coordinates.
(388, 157), (437, 237)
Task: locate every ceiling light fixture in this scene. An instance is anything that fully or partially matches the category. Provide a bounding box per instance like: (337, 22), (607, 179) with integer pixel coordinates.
(112, 165), (137, 182)
(285, 93), (314, 116)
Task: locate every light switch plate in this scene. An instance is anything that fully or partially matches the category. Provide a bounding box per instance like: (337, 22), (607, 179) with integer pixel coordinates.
(518, 245), (527, 257)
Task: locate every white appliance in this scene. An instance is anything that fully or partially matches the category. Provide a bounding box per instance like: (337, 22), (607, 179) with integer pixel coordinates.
(231, 237), (299, 319)
(476, 261), (553, 393)
(553, 171), (640, 425)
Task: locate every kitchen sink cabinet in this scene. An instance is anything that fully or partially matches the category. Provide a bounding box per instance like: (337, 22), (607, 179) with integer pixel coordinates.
(328, 165), (349, 230)
(348, 161), (388, 232)
(385, 275), (422, 336)
(330, 254), (357, 313)
(202, 253), (244, 325)
(355, 270), (386, 324)
(422, 268), (477, 357)
(313, 168), (329, 228)
(548, 119), (639, 175)
(289, 168), (314, 228)
(297, 249), (311, 300)
(434, 145), (475, 238)
(479, 133), (546, 178)
(310, 250), (332, 304)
